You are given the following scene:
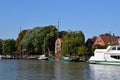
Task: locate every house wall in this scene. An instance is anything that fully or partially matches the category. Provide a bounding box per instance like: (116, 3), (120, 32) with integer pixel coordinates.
(93, 36), (105, 46)
(55, 38), (62, 54)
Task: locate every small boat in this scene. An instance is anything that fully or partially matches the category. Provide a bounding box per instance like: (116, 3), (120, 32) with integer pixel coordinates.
(38, 38), (48, 60)
(38, 55), (48, 60)
(48, 57), (55, 61)
(48, 56), (73, 62)
(60, 57), (73, 62)
(89, 45), (120, 65)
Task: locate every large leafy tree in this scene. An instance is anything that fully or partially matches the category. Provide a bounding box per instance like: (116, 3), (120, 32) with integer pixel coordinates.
(21, 25), (57, 55)
(62, 31), (85, 56)
(3, 39), (16, 55)
(16, 30), (28, 54)
(21, 27), (42, 53)
(41, 25), (57, 54)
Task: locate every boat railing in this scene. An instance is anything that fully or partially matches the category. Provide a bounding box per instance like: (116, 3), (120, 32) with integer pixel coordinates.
(94, 46), (112, 53)
(95, 49), (107, 53)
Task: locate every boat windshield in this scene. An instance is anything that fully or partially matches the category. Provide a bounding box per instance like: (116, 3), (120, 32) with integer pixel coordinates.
(112, 47), (116, 50)
(118, 47), (120, 50)
(111, 46), (120, 50)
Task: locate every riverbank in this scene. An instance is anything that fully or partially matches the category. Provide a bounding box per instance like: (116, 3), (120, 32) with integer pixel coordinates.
(0, 54), (87, 62)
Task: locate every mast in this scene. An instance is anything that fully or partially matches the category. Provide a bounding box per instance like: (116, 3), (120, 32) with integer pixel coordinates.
(44, 38), (46, 55)
(57, 19), (59, 38)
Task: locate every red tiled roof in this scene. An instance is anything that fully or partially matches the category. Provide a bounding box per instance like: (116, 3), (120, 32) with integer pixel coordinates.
(100, 35), (118, 44)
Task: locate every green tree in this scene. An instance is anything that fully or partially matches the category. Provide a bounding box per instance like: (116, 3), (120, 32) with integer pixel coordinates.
(100, 33), (111, 36)
(62, 31), (85, 56)
(3, 39), (16, 55)
(78, 45), (89, 61)
(42, 25), (57, 54)
(16, 30), (28, 54)
(20, 28), (40, 53)
(94, 44), (107, 49)
(21, 25), (57, 55)
(78, 45), (88, 55)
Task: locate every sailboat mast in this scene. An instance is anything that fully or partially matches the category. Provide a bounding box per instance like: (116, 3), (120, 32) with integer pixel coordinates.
(44, 38), (46, 55)
(57, 20), (59, 38)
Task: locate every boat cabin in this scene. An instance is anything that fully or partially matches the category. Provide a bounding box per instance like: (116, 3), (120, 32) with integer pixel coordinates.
(89, 45), (120, 65)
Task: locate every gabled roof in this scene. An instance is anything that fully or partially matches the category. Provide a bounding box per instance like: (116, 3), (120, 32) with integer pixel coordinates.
(100, 35), (118, 44)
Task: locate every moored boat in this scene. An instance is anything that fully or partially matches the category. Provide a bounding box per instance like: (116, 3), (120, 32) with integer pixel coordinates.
(48, 56), (73, 62)
(89, 45), (120, 65)
(48, 57), (55, 61)
(38, 55), (48, 60)
(59, 57), (73, 62)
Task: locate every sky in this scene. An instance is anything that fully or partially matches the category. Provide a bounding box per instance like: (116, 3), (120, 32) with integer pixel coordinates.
(0, 0), (120, 41)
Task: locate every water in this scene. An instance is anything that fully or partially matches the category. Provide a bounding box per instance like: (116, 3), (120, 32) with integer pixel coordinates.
(0, 60), (120, 80)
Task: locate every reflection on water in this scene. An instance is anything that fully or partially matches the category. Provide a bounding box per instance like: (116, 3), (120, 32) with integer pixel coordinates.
(54, 62), (84, 80)
(16, 60), (55, 80)
(84, 64), (120, 80)
(0, 60), (120, 80)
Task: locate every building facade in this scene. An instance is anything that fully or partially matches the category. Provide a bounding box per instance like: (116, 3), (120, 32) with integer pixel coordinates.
(55, 38), (62, 54)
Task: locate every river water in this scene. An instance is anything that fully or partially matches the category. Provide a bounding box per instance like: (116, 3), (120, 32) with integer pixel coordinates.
(0, 60), (120, 80)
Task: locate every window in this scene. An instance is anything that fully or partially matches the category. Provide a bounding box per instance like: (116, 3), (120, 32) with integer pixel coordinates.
(117, 47), (120, 50)
(112, 47), (116, 50)
(111, 56), (120, 59)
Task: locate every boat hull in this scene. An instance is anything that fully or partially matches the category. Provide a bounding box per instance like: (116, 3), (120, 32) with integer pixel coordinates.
(48, 57), (54, 61)
(39, 58), (48, 60)
(89, 60), (120, 65)
(60, 59), (73, 62)
(38, 55), (48, 60)
(48, 57), (73, 62)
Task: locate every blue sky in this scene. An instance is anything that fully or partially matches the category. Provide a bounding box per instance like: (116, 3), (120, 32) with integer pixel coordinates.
(0, 0), (120, 41)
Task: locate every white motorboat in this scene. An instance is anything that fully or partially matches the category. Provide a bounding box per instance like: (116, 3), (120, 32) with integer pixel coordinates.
(89, 45), (120, 65)
(38, 55), (48, 60)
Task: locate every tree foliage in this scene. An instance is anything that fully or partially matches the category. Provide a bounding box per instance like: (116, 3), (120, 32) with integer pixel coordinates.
(20, 25), (57, 54)
(78, 45), (89, 56)
(16, 30), (28, 54)
(94, 44), (107, 49)
(100, 33), (111, 36)
(62, 31), (85, 56)
(0, 40), (3, 54)
(3, 39), (16, 54)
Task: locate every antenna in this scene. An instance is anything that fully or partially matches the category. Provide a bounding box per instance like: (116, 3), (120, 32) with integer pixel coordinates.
(109, 31), (111, 44)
